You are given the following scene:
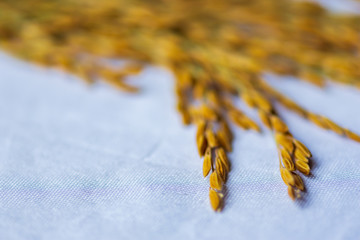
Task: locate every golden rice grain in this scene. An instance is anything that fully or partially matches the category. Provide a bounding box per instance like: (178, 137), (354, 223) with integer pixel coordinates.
(207, 91), (221, 109)
(275, 133), (294, 154)
(200, 105), (218, 121)
(280, 168), (295, 186)
(209, 189), (222, 212)
(196, 119), (206, 137)
(299, 70), (325, 87)
(121, 63), (143, 75)
(270, 115), (289, 133)
(210, 171), (223, 190)
(181, 110), (192, 125)
(293, 139), (312, 158)
(215, 157), (227, 182)
(241, 92), (255, 108)
(228, 110), (248, 129)
(196, 131), (207, 157)
(216, 148), (230, 173)
(308, 113), (328, 129)
(321, 117), (344, 135)
(205, 127), (219, 148)
(217, 129), (232, 152)
(252, 92), (272, 112)
(244, 117), (261, 132)
(100, 70), (139, 93)
(220, 121), (233, 142)
(293, 173), (304, 191)
(202, 147), (212, 177)
(280, 148), (295, 171)
(295, 159), (311, 175)
(229, 111), (260, 132)
(345, 129), (360, 142)
(294, 149), (309, 163)
(258, 109), (272, 129)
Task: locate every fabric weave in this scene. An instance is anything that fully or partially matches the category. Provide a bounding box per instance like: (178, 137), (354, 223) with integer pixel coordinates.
(0, 46), (359, 240)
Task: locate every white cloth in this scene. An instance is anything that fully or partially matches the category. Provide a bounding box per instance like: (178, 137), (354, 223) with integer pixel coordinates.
(0, 12), (360, 237)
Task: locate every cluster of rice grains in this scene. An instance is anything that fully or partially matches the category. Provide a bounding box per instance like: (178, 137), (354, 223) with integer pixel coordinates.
(1, 0), (360, 211)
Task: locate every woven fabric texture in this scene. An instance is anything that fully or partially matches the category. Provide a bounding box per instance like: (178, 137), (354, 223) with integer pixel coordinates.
(0, 18), (360, 239)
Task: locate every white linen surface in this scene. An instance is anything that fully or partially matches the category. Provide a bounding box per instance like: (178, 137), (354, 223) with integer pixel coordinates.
(0, 35), (360, 240)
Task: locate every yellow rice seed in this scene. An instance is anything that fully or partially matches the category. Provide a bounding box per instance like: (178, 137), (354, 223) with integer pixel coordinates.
(258, 109), (272, 128)
(293, 139), (312, 157)
(280, 168), (295, 186)
(209, 188), (222, 212)
(188, 106), (200, 119)
(209, 171), (223, 191)
(202, 148), (212, 177)
(294, 149), (309, 163)
(293, 173), (304, 191)
(228, 110), (247, 129)
(196, 134), (207, 157)
(223, 97), (235, 110)
(243, 117), (261, 132)
(181, 110), (192, 125)
(237, 120), (251, 130)
(117, 81), (139, 93)
(283, 100), (307, 116)
(280, 148), (295, 171)
(122, 63), (143, 75)
(270, 115), (288, 133)
(220, 121), (233, 142)
(229, 109), (243, 118)
(193, 84), (205, 100)
(308, 113), (328, 129)
(217, 147), (228, 164)
(215, 157), (227, 182)
(253, 92), (272, 112)
(345, 129), (360, 142)
(216, 148), (230, 172)
(322, 117), (344, 135)
(275, 133), (294, 154)
(200, 105), (218, 121)
(232, 118), (250, 130)
(300, 71), (325, 87)
(217, 129), (232, 152)
(205, 128), (219, 148)
(241, 92), (255, 108)
(101, 75), (139, 93)
(295, 159), (310, 175)
(196, 120), (206, 139)
(207, 91), (221, 108)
